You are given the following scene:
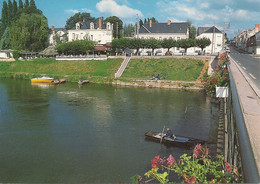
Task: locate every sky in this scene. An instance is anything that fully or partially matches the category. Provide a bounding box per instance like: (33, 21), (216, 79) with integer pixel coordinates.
(2, 0), (260, 38)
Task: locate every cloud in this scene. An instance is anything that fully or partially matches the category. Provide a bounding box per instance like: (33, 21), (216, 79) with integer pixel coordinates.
(65, 9), (79, 14)
(81, 8), (93, 13)
(96, 0), (143, 18)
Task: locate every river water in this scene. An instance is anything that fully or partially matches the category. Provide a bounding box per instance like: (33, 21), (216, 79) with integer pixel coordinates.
(0, 79), (217, 183)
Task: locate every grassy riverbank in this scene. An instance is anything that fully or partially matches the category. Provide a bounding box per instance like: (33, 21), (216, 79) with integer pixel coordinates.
(122, 58), (206, 81)
(0, 58), (123, 83)
(0, 57), (207, 85)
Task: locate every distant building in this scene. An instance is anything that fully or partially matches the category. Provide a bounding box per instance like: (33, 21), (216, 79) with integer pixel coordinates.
(138, 20), (189, 55)
(196, 26), (223, 54)
(49, 26), (67, 46)
(67, 18), (113, 45)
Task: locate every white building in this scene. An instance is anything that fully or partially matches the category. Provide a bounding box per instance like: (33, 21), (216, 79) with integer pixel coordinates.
(67, 18), (113, 44)
(196, 26), (223, 54)
(49, 26), (67, 46)
(138, 20), (189, 54)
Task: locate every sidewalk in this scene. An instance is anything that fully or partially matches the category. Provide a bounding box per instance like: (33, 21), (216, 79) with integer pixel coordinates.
(229, 57), (260, 175)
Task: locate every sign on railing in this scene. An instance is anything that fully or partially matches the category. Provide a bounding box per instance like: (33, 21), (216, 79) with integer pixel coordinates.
(216, 87), (229, 98)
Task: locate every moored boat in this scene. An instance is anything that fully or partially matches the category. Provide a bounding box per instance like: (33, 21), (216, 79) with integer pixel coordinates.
(31, 76), (54, 83)
(78, 80), (89, 85)
(145, 130), (206, 148)
(52, 78), (66, 85)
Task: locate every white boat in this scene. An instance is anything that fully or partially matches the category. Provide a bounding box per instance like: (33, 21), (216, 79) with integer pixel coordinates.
(31, 76), (54, 83)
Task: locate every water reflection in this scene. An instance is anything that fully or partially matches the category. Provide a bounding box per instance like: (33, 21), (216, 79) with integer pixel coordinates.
(0, 79), (217, 183)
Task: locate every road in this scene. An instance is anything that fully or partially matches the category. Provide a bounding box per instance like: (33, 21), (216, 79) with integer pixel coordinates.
(228, 45), (260, 90)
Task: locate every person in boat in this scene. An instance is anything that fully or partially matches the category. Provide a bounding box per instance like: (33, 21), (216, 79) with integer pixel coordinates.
(165, 128), (176, 139)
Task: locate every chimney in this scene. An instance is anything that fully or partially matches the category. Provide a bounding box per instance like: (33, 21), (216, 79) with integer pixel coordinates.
(51, 26), (54, 31)
(99, 18), (102, 29)
(167, 20), (171, 25)
(255, 24), (260, 32)
(149, 20), (152, 28)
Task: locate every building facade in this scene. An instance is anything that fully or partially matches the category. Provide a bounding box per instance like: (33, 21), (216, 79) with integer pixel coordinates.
(196, 26), (223, 54)
(138, 20), (189, 54)
(67, 18), (113, 45)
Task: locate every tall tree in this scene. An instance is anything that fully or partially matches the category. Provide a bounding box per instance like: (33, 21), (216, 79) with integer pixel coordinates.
(187, 20), (196, 39)
(196, 38), (211, 54)
(12, 0), (18, 16)
(144, 18), (147, 23)
(104, 16), (123, 38)
(18, 0), (23, 10)
(29, 0), (38, 13)
(0, 27), (11, 49)
(7, 0), (13, 24)
(10, 13), (49, 51)
(0, 1), (8, 38)
(24, 0), (29, 9)
(139, 19), (143, 28)
(65, 12), (95, 30)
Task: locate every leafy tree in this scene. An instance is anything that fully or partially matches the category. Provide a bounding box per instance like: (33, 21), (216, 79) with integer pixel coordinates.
(144, 18), (147, 23)
(139, 19), (143, 28)
(9, 13), (49, 51)
(145, 38), (161, 55)
(7, 0), (13, 24)
(196, 38), (211, 54)
(104, 16), (123, 38)
(128, 38), (145, 55)
(150, 17), (158, 23)
(12, 50), (19, 60)
(18, 0), (23, 9)
(188, 20), (196, 39)
(161, 38), (176, 52)
(29, 0), (36, 10)
(12, 0), (18, 17)
(24, 0), (29, 9)
(0, 1), (8, 38)
(56, 40), (94, 55)
(177, 38), (196, 54)
(0, 27), (11, 49)
(122, 23), (135, 37)
(65, 12), (95, 30)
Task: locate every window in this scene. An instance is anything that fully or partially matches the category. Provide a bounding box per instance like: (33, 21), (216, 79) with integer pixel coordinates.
(159, 37), (162, 40)
(90, 35), (93, 41)
(72, 33), (75, 40)
(177, 37), (180, 40)
(90, 23), (94, 30)
(76, 23), (80, 30)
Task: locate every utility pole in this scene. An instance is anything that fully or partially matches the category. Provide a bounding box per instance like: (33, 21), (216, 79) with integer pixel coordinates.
(223, 22), (230, 50)
(211, 23), (215, 55)
(136, 14), (139, 38)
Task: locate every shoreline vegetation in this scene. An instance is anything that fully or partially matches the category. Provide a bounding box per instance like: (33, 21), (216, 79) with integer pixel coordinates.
(0, 57), (208, 89)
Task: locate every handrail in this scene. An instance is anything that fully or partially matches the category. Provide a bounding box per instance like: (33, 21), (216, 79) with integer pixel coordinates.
(228, 64), (260, 183)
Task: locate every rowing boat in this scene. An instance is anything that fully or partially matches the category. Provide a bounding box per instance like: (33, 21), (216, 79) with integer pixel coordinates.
(145, 130), (205, 148)
(31, 76), (54, 83)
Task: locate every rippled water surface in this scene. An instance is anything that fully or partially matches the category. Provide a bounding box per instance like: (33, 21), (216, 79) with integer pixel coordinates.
(0, 79), (217, 183)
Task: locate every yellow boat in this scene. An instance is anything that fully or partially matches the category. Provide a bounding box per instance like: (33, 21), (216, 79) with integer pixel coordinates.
(31, 76), (54, 83)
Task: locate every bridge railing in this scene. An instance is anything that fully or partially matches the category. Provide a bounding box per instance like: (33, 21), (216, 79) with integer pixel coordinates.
(226, 64), (260, 183)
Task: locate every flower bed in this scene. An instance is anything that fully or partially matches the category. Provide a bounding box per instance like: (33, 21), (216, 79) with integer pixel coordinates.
(202, 53), (229, 97)
(135, 144), (242, 183)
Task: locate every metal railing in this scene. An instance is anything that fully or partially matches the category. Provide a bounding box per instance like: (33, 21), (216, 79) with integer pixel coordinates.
(226, 64), (260, 183)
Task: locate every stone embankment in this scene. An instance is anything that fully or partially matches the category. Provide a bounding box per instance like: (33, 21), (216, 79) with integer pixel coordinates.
(112, 79), (203, 89)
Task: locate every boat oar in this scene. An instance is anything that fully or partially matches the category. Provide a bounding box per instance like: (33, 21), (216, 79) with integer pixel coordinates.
(160, 126), (165, 143)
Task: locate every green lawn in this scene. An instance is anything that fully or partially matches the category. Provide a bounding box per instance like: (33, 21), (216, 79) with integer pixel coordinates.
(121, 58), (205, 81)
(0, 58), (123, 82)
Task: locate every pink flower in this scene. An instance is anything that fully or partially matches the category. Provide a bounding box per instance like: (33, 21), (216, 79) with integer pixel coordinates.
(167, 155), (176, 167)
(225, 161), (232, 172)
(184, 176), (197, 183)
(151, 155), (165, 169)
